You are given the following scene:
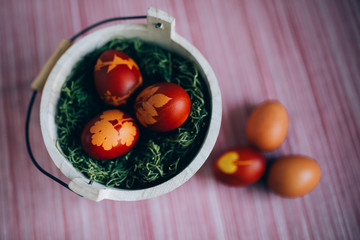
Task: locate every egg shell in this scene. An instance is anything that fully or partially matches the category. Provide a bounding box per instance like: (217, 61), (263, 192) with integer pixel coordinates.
(81, 109), (139, 160)
(213, 146), (266, 186)
(267, 155), (321, 198)
(246, 100), (288, 151)
(94, 49), (142, 106)
(134, 82), (191, 132)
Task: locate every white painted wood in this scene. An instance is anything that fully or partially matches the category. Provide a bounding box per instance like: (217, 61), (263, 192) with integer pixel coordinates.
(40, 8), (222, 201)
(31, 39), (72, 91)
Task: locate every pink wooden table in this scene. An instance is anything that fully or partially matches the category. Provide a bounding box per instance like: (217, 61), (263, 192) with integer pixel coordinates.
(1, 0), (359, 239)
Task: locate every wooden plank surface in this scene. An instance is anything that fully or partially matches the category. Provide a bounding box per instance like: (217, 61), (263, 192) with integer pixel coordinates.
(0, 0), (359, 239)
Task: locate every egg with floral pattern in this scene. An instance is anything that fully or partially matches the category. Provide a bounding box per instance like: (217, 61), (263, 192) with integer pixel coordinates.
(134, 82), (191, 132)
(81, 109), (139, 159)
(94, 49), (142, 106)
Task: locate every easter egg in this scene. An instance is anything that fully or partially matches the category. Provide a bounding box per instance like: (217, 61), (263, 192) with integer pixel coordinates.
(267, 155), (321, 198)
(246, 100), (289, 151)
(94, 49), (142, 106)
(134, 82), (191, 132)
(213, 146), (266, 186)
(81, 109), (139, 159)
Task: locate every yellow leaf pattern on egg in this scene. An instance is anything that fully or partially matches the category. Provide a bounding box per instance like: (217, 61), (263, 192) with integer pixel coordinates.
(217, 151), (253, 174)
(94, 55), (139, 73)
(135, 86), (172, 127)
(119, 122), (137, 146)
(101, 90), (127, 106)
(148, 93), (172, 108)
(137, 86), (159, 100)
(90, 110), (136, 150)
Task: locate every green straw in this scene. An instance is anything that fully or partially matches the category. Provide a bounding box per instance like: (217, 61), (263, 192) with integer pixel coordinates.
(55, 39), (210, 189)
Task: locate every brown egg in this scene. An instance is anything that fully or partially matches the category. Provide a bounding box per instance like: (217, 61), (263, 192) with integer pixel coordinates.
(246, 100), (288, 151)
(267, 155), (321, 198)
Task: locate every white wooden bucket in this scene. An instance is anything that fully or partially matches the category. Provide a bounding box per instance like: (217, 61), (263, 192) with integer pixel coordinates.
(40, 8), (222, 201)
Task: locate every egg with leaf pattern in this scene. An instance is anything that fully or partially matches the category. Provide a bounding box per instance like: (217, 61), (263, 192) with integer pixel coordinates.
(134, 82), (191, 132)
(81, 109), (139, 159)
(94, 49), (142, 106)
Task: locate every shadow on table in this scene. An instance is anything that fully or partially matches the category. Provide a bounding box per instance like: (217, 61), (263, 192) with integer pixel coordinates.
(194, 101), (284, 195)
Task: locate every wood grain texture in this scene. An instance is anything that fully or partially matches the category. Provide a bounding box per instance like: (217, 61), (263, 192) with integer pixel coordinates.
(1, 0), (359, 239)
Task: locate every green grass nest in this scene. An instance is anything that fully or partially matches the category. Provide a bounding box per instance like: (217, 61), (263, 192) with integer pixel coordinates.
(55, 39), (210, 189)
